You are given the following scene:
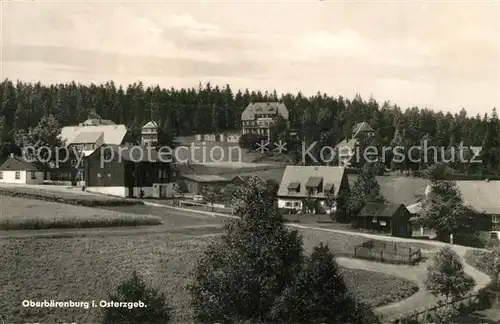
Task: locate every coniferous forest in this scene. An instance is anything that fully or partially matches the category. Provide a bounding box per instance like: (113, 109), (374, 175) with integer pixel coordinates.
(0, 79), (499, 175)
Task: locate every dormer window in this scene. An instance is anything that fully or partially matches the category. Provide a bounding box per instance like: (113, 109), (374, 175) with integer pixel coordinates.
(323, 183), (334, 194)
(287, 182), (300, 194)
(305, 177), (323, 195)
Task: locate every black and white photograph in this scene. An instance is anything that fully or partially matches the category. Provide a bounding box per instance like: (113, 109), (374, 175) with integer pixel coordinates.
(0, 0), (499, 323)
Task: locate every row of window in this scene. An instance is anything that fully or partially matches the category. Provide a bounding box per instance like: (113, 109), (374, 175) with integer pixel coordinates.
(284, 201), (301, 207)
(0, 171), (37, 180)
(287, 188), (327, 195)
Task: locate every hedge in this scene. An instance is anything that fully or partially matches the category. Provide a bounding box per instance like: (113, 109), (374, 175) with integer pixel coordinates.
(0, 187), (143, 207)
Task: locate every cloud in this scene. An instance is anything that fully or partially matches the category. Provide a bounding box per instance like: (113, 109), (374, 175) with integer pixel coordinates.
(1, 45), (265, 79)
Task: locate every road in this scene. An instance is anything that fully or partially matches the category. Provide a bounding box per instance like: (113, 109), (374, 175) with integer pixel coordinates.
(0, 201), (492, 320)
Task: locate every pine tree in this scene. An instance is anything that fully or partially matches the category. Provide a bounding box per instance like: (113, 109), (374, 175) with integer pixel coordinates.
(272, 243), (378, 323)
(346, 163), (385, 220)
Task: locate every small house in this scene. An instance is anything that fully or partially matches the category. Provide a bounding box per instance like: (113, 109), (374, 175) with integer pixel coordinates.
(179, 174), (230, 195)
(0, 154), (47, 184)
(356, 202), (411, 238)
(277, 166), (349, 211)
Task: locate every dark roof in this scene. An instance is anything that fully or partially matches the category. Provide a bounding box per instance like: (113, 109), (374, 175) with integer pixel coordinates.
(306, 176), (323, 188)
(105, 144), (172, 163)
(358, 203), (405, 218)
(288, 182), (300, 189)
(0, 156), (45, 171)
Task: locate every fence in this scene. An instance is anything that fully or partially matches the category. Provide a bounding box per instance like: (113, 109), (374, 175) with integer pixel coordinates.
(387, 292), (480, 323)
(354, 240), (422, 265)
(178, 200), (234, 215)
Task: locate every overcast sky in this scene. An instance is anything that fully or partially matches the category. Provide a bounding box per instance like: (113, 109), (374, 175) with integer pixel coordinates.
(1, 1), (499, 115)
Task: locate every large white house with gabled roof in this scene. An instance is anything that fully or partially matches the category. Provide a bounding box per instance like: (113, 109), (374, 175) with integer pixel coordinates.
(277, 165), (349, 211)
(241, 102), (289, 138)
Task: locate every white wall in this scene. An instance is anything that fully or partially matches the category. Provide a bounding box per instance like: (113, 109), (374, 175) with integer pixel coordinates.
(86, 186), (127, 197)
(278, 198), (302, 210)
(0, 170), (27, 184)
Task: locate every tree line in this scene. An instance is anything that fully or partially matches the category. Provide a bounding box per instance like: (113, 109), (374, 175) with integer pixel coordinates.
(0, 79), (499, 174)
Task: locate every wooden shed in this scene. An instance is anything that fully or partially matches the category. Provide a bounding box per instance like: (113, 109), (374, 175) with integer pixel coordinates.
(356, 203), (411, 238)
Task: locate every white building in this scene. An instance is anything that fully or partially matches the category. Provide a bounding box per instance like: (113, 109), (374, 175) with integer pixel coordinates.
(141, 121), (160, 148)
(277, 165), (349, 212)
(0, 154), (46, 184)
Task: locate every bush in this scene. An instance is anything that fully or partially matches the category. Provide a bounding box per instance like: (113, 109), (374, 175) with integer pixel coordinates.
(0, 187), (142, 207)
(0, 214), (162, 230)
(102, 270), (172, 324)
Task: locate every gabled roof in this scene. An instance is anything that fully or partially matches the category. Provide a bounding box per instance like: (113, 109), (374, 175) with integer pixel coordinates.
(71, 131), (104, 144)
(142, 121), (159, 129)
(278, 166), (347, 197)
(79, 118), (116, 126)
(60, 124), (128, 146)
(181, 174), (230, 183)
(0, 156), (45, 171)
(241, 102), (289, 121)
(358, 202), (405, 218)
(423, 181), (500, 215)
(352, 122), (374, 137)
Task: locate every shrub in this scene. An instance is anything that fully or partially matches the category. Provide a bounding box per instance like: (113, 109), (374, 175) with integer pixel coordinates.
(102, 270), (172, 324)
(0, 214), (162, 230)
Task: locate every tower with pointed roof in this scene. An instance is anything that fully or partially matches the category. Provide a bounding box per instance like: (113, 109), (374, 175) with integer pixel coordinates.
(141, 121), (159, 148)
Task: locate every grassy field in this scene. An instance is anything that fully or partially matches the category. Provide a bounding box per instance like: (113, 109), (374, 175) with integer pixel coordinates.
(0, 185), (142, 207)
(0, 232), (419, 323)
(0, 196), (161, 230)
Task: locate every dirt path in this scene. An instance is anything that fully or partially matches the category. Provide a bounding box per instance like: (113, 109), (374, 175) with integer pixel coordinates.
(336, 256), (436, 316)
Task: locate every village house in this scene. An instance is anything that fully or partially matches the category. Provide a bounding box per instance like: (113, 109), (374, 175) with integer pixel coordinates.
(356, 203), (411, 238)
(277, 166), (349, 212)
(57, 118), (137, 182)
(408, 180), (500, 239)
(241, 102), (289, 139)
(334, 121), (375, 167)
(83, 144), (173, 198)
(0, 154), (47, 184)
(141, 121), (160, 148)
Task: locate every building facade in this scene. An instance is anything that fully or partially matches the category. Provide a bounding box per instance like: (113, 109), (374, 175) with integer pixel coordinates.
(0, 154), (46, 184)
(277, 166), (349, 212)
(84, 144), (173, 198)
(141, 121), (160, 148)
(241, 102), (289, 138)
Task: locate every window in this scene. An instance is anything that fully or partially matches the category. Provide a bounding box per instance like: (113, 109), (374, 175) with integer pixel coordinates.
(31, 172), (36, 180)
(15, 172), (20, 180)
(0, 172), (3, 179)
(294, 202), (300, 207)
(285, 202), (292, 207)
(491, 232), (498, 240)
(158, 170), (162, 178)
(493, 215), (500, 223)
